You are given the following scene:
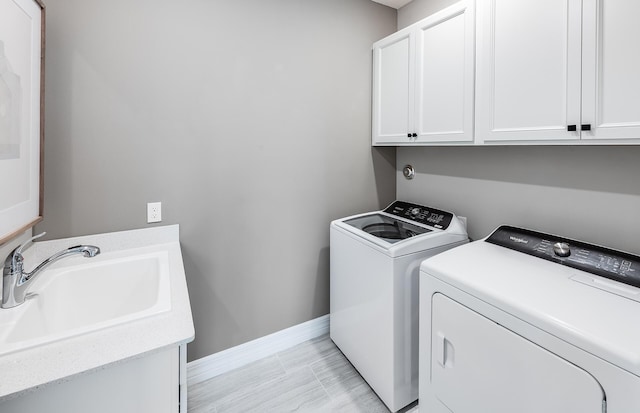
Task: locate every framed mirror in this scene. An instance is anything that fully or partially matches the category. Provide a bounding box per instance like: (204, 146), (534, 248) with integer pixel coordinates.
(0, 0), (45, 244)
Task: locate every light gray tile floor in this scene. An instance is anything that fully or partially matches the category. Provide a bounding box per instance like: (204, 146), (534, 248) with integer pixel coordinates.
(188, 334), (419, 413)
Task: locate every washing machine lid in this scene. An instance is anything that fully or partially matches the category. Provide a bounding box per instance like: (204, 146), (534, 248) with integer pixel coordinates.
(342, 214), (431, 244)
(332, 201), (468, 257)
(420, 226), (640, 378)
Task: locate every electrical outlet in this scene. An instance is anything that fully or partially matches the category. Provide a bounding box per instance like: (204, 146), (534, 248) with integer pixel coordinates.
(147, 202), (162, 223)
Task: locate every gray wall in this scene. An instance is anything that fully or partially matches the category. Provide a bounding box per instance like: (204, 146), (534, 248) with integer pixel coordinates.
(396, 0), (640, 254)
(39, 0), (397, 360)
(398, 0), (458, 28)
(397, 146), (640, 254)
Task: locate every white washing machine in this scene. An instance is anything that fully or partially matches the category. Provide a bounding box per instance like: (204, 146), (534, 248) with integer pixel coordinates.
(419, 225), (640, 413)
(330, 200), (468, 412)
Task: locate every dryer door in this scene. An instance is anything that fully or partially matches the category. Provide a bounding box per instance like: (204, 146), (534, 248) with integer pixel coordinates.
(430, 293), (605, 413)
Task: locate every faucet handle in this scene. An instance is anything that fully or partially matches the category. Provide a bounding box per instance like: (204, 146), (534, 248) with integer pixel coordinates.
(15, 232), (47, 256)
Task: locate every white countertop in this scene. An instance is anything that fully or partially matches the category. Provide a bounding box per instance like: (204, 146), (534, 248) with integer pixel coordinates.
(0, 225), (195, 401)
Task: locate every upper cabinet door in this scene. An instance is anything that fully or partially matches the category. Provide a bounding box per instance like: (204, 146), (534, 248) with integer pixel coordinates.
(414, 0), (475, 143)
(372, 28), (414, 145)
(581, 0), (640, 140)
(476, 0), (583, 142)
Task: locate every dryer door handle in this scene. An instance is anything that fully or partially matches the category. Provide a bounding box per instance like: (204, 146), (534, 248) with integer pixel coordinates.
(435, 331), (455, 368)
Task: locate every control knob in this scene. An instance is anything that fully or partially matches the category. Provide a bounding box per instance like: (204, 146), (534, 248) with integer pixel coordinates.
(410, 207), (421, 217)
(553, 242), (571, 257)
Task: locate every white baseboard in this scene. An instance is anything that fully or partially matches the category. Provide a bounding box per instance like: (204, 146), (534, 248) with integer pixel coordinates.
(187, 314), (330, 386)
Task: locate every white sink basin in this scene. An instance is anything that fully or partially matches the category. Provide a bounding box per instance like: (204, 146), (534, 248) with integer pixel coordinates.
(0, 251), (171, 355)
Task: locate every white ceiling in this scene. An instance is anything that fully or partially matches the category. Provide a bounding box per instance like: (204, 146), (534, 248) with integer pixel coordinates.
(371, 0), (413, 9)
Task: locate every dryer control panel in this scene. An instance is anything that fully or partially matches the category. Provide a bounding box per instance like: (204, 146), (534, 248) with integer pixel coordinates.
(486, 226), (640, 289)
(384, 201), (453, 230)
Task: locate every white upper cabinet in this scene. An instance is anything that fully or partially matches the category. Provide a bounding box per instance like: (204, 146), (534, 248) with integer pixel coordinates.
(476, 0), (582, 142)
(476, 0), (640, 143)
(372, 0), (475, 145)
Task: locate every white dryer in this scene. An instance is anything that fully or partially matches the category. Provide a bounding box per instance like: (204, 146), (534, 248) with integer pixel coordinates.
(419, 225), (640, 413)
(330, 201), (468, 412)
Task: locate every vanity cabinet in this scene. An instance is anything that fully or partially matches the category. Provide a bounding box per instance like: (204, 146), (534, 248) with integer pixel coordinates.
(476, 0), (640, 143)
(0, 345), (187, 413)
(372, 0), (475, 145)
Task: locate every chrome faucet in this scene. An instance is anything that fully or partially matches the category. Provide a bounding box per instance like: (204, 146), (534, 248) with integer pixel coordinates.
(2, 232), (100, 309)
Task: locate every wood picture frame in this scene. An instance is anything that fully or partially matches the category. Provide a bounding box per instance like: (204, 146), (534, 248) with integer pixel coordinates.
(0, 0), (45, 245)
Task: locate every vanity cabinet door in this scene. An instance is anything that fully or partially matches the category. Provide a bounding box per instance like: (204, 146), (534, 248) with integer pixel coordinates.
(475, 0), (583, 143)
(0, 347), (180, 413)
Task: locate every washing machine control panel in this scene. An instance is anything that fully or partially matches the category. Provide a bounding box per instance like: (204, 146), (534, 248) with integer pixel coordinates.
(383, 201), (453, 230)
(486, 226), (640, 289)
